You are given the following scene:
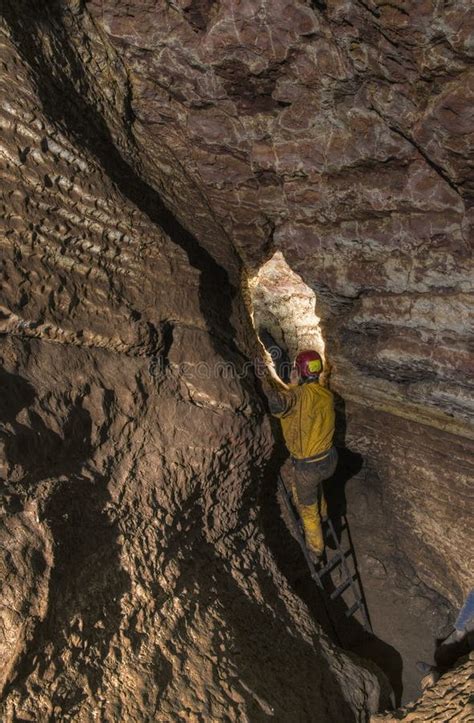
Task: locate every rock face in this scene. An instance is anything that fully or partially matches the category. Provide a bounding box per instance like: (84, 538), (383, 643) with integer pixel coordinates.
(79, 0), (473, 603)
(0, 2), (386, 720)
(0, 0), (472, 719)
(0, 505), (52, 696)
(372, 652), (474, 722)
(249, 250), (326, 360)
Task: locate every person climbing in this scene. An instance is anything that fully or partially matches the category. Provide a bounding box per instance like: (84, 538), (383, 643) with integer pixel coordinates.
(256, 349), (337, 562)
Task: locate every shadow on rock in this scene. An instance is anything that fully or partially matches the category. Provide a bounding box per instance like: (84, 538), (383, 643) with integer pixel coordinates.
(167, 501), (364, 722)
(0, 368), (93, 487)
(0, 368), (131, 710)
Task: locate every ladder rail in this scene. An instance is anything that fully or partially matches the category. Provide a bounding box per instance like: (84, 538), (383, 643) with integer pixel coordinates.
(341, 515), (373, 632)
(277, 476), (341, 643)
(278, 476), (372, 634)
(325, 516), (373, 633)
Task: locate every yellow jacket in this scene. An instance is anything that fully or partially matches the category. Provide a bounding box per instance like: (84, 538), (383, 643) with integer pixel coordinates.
(271, 381), (335, 460)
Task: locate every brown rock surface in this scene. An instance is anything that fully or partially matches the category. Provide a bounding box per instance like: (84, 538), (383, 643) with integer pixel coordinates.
(372, 652), (474, 722)
(0, 3), (386, 720)
(0, 0), (473, 719)
(83, 0), (473, 603)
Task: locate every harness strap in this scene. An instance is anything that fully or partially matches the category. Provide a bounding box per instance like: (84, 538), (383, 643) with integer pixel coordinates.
(291, 446), (335, 466)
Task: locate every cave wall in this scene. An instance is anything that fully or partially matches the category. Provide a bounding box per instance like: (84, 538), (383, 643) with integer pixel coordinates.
(0, 3), (387, 720)
(373, 651), (474, 722)
(1, 0), (472, 718)
(249, 250), (325, 359)
(81, 0), (474, 605)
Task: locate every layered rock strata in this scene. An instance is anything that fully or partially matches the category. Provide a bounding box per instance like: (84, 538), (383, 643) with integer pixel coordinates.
(83, 0), (474, 603)
(0, 3), (386, 720)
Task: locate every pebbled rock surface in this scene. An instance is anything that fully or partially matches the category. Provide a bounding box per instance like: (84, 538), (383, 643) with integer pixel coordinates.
(372, 652), (474, 722)
(83, 0), (473, 602)
(0, 3), (387, 721)
(0, 505), (52, 697)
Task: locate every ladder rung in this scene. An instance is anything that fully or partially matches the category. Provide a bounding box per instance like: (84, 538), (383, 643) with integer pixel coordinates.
(345, 599), (363, 618)
(277, 480), (372, 629)
(330, 575), (354, 600)
(318, 552), (344, 577)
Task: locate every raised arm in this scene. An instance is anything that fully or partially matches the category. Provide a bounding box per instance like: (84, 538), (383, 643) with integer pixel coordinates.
(255, 353), (297, 418)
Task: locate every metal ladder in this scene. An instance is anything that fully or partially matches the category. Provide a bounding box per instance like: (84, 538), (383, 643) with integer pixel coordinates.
(278, 476), (372, 634)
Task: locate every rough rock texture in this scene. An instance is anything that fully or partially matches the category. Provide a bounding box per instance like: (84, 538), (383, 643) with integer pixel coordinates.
(249, 250), (325, 359)
(0, 505), (53, 696)
(81, 0), (474, 603)
(0, 3), (386, 720)
(1, 0), (473, 719)
(372, 652), (474, 722)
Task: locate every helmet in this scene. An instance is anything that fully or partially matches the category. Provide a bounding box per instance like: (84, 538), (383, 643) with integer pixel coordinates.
(295, 350), (323, 379)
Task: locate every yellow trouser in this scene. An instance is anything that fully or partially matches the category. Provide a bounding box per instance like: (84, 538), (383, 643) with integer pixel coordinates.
(291, 479), (327, 554)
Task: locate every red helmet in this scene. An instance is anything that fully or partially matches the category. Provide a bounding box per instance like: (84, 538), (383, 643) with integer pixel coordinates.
(295, 350), (323, 379)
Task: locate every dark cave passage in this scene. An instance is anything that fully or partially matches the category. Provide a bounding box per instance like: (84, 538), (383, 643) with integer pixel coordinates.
(248, 252), (457, 706)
